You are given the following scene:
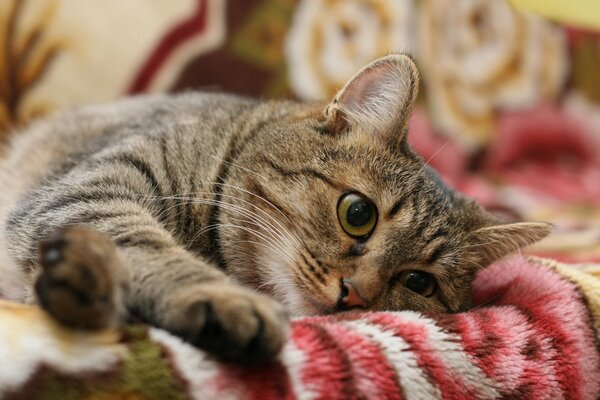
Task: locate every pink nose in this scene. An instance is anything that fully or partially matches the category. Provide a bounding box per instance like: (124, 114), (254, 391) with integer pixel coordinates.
(341, 279), (368, 308)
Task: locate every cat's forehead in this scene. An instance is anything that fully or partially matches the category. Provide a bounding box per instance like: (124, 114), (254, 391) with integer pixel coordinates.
(316, 139), (427, 196)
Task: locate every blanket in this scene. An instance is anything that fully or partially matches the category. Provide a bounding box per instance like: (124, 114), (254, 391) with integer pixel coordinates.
(1, 256), (599, 399)
(1, 1), (600, 399)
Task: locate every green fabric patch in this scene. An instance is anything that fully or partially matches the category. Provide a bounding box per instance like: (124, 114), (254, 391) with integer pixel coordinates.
(572, 35), (600, 103)
(121, 326), (187, 400)
(7, 326), (188, 400)
(230, 0), (296, 98)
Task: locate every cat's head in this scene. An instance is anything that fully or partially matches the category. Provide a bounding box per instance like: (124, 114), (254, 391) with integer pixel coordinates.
(220, 54), (551, 316)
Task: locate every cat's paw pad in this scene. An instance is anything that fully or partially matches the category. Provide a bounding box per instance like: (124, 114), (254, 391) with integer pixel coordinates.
(35, 227), (128, 330)
(165, 284), (289, 363)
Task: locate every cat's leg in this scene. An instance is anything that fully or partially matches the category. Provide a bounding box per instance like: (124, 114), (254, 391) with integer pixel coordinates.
(12, 207), (287, 363)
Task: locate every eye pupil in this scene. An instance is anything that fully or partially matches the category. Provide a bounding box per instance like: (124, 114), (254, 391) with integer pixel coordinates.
(337, 193), (377, 238)
(398, 270), (436, 297)
(346, 200), (372, 227)
(405, 272), (431, 294)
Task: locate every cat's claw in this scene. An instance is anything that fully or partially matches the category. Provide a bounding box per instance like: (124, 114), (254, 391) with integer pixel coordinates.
(163, 283), (289, 364)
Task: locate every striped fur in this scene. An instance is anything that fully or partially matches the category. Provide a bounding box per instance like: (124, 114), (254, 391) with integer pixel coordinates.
(0, 55), (550, 362)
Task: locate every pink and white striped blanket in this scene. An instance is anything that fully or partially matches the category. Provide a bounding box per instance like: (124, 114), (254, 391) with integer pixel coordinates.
(0, 256), (599, 399)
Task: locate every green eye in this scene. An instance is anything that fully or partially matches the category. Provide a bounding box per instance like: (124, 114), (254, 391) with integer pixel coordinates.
(398, 270), (436, 297)
(337, 193), (377, 238)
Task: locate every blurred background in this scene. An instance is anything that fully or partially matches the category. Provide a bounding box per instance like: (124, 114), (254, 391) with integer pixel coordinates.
(0, 0), (599, 261)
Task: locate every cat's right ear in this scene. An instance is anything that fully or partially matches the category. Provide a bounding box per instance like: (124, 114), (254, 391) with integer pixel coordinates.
(467, 222), (553, 267)
(324, 53), (419, 150)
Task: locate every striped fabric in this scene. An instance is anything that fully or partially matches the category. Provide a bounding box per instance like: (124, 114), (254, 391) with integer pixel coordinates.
(0, 256), (599, 399)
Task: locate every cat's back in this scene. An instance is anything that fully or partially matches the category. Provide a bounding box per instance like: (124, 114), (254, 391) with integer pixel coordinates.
(0, 92), (256, 206)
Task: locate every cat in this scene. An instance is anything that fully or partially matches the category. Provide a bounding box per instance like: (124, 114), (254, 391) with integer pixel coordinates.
(0, 54), (551, 363)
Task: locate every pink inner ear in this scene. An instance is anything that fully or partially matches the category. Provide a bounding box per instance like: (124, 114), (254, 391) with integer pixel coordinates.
(339, 64), (393, 111)
(329, 54), (419, 143)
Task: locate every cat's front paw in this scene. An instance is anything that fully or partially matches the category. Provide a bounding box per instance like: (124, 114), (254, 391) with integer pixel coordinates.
(163, 283), (288, 364)
(35, 227), (129, 330)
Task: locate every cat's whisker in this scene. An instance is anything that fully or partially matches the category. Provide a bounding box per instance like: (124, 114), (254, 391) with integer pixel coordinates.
(184, 198), (295, 257)
(217, 184), (311, 259)
(417, 140), (452, 175)
(148, 193), (321, 294)
(148, 190), (296, 252)
(458, 239), (503, 250)
(215, 188), (297, 249)
(466, 293), (501, 312)
(142, 184), (309, 263)
(203, 225), (294, 267)
(255, 276), (295, 292)
(212, 188), (322, 263)
(184, 183), (296, 243)
(217, 233), (318, 298)
(227, 215), (296, 264)
(218, 239), (296, 267)
(150, 193), (290, 250)
(292, 267), (328, 301)
(461, 258), (485, 270)
(193, 205), (291, 258)
(211, 181), (294, 227)
(205, 224), (295, 265)
(185, 202), (293, 261)
(163, 182), (292, 231)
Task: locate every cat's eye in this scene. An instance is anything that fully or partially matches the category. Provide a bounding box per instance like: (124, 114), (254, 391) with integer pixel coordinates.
(398, 270), (436, 297)
(337, 193), (377, 238)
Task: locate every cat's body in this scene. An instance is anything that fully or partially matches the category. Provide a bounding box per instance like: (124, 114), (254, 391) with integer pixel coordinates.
(0, 55), (550, 362)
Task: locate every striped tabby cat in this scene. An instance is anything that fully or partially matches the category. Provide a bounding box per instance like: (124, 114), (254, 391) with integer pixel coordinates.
(0, 55), (550, 363)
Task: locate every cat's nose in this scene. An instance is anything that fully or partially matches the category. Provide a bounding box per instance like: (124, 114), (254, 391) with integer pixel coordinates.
(338, 278), (368, 309)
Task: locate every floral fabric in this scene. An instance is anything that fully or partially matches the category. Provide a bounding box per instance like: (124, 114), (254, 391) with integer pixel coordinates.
(1, 0), (599, 261)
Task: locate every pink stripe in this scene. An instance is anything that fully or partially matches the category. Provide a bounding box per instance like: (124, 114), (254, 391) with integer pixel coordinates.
(485, 307), (561, 398)
(325, 323), (404, 400)
(450, 311), (505, 379)
(293, 321), (359, 400)
(212, 360), (295, 400)
(472, 258), (600, 399)
(367, 313), (475, 400)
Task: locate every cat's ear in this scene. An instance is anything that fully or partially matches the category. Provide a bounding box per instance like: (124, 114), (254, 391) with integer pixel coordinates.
(467, 222), (552, 267)
(324, 53), (419, 148)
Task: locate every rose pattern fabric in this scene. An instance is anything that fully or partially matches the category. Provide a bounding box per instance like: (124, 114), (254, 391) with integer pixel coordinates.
(419, 0), (569, 148)
(0, 0), (225, 139)
(285, 0), (416, 100)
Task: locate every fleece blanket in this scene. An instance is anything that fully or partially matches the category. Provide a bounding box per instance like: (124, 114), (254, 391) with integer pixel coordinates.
(0, 256), (599, 400)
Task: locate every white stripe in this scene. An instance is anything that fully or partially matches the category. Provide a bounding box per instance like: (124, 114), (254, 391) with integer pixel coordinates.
(342, 319), (441, 400)
(397, 312), (500, 399)
(279, 339), (316, 400)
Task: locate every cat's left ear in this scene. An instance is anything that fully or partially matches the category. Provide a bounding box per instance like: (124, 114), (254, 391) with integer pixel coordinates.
(324, 53), (419, 149)
(467, 222), (552, 267)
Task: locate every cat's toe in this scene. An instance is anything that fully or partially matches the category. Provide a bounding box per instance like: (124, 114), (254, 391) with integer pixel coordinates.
(166, 284), (288, 364)
(35, 227), (128, 330)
